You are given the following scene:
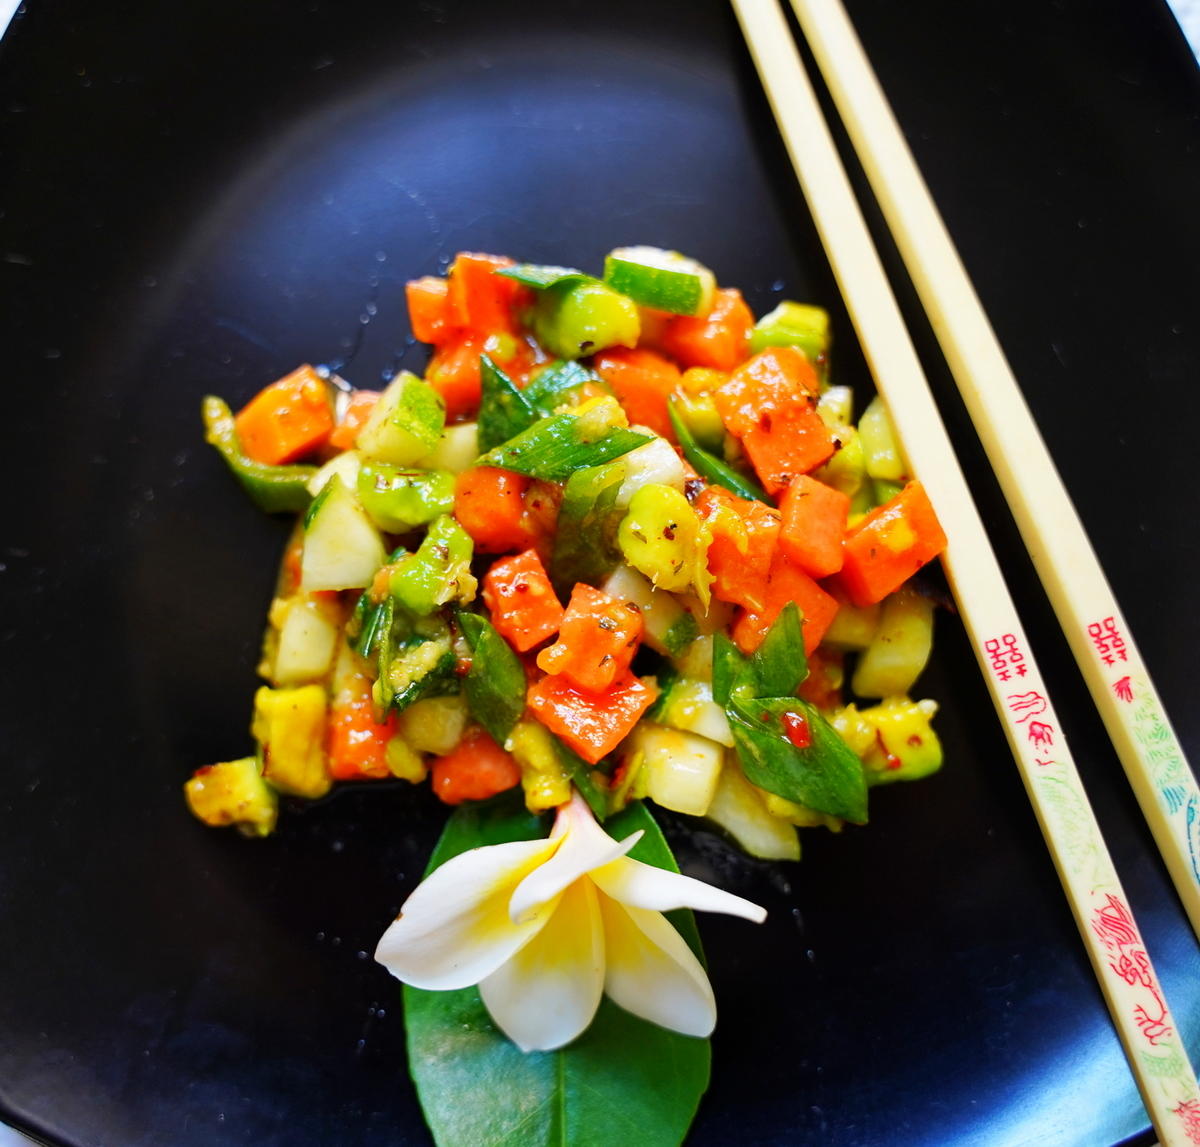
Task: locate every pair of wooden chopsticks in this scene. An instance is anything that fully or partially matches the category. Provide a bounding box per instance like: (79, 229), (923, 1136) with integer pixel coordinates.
(730, 0), (1200, 1142)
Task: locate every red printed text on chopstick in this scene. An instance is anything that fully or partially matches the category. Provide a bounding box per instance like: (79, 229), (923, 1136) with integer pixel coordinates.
(983, 633), (1027, 681)
(1086, 616), (1128, 666)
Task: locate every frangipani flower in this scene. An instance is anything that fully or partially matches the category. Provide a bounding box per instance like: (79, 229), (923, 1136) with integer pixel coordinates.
(375, 792), (767, 1052)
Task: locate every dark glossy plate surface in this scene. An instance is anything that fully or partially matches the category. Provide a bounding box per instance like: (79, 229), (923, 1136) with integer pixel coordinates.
(1, 2), (1198, 1144)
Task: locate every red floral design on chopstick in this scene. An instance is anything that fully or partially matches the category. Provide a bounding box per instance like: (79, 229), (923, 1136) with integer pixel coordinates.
(1171, 1098), (1200, 1145)
(1090, 893), (1171, 1046)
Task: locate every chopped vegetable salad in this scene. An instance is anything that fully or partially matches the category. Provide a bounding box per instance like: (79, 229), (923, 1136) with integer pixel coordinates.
(187, 246), (948, 861)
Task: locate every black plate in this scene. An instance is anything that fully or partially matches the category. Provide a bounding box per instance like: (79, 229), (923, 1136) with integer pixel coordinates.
(2, 2), (1198, 1144)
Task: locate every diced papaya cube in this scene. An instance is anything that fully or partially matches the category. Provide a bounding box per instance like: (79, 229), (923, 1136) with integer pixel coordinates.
(658, 288), (753, 371)
(327, 669), (396, 781)
(740, 402), (837, 495)
(431, 727), (522, 805)
(234, 365), (334, 465)
(328, 389), (380, 452)
(446, 252), (529, 335)
(406, 276), (456, 345)
(481, 549), (565, 653)
(591, 347), (681, 439)
(838, 480), (947, 607)
(713, 346), (821, 438)
(732, 553), (840, 655)
(455, 466), (544, 554)
(694, 485), (781, 613)
(527, 672), (658, 764)
(778, 474), (850, 578)
(537, 583), (644, 692)
(426, 333), (486, 421)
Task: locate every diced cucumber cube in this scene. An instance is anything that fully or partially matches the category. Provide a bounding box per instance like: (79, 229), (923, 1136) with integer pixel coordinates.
(307, 450), (362, 497)
(356, 371), (446, 465)
(858, 395), (908, 481)
(705, 760), (800, 861)
(273, 595), (341, 684)
(851, 588), (934, 698)
(301, 475), (387, 591)
(632, 722), (723, 816)
(657, 677), (733, 747)
(749, 300), (830, 361)
(417, 422), (480, 474)
(603, 245), (716, 317)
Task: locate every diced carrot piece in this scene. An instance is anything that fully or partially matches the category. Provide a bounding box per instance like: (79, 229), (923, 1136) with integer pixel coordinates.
(527, 672), (658, 764)
(446, 252), (529, 335)
(455, 466), (543, 554)
(694, 485), (781, 613)
(327, 670), (397, 781)
(328, 389), (381, 452)
(431, 727), (522, 804)
(426, 329), (547, 419)
(714, 346), (821, 437)
(732, 553), (840, 655)
(406, 276), (456, 345)
(838, 480), (947, 607)
(740, 402), (837, 496)
(778, 474), (850, 578)
(234, 365), (334, 465)
(536, 583), (644, 692)
(426, 333), (486, 421)
(482, 549), (565, 653)
(591, 347), (681, 439)
(658, 288), (754, 371)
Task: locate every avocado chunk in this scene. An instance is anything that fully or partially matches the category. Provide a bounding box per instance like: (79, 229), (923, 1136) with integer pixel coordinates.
(185, 757), (278, 837)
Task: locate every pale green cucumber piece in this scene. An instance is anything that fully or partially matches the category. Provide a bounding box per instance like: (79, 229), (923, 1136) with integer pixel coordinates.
(823, 596), (881, 652)
(356, 371), (446, 465)
(816, 385), (854, 428)
(858, 394), (907, 481)
(656, 677), (733, 747)
(705, 759), (800, 861)
(632, 722), (724, 817)
(300, 475), (387, 591)
(851, 587), (934, 698)
(814, 427), (866, 499)
(602, 245), (716, 316)
(416, 422), (480, 474)
(307, 449), (362, 497)
(748, 300), (830, 361)
(273, 596), (341, 685)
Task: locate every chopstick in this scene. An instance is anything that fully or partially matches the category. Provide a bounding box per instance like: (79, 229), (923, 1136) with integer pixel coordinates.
(790, 0), (1200, 949)
(729, 2), (1200, 1143)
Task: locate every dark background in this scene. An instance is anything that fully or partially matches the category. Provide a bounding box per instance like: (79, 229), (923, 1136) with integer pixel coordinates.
(1, 1), (1198, 1144)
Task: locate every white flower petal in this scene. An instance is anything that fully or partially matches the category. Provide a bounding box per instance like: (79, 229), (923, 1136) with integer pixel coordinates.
(479, 878), (605, 1052)
(508, 792), (642, 924)
(590, 854), (767, 923)
(597, 894), (716, 1038)
(375, 836), (560, 991)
